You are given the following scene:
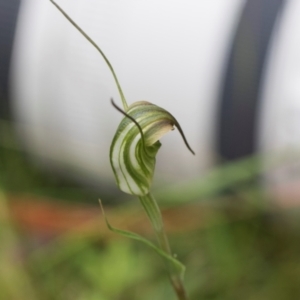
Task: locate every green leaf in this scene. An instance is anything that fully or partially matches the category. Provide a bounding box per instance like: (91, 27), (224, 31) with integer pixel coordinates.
(99, 200), (185, 280)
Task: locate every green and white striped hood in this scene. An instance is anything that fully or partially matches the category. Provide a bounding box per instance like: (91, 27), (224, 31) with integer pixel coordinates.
(110, 101), (194, 196)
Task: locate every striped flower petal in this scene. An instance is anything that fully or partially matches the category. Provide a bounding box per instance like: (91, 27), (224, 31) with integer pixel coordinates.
(110, 100), (194, 196)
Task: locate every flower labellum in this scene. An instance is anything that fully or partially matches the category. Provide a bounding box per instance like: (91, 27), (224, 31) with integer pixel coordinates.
(110, 99), (195, 196)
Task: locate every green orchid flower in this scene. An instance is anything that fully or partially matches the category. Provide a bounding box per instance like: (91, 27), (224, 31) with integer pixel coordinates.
(110, 99), (194, 196)
(50, 1), (193, 298)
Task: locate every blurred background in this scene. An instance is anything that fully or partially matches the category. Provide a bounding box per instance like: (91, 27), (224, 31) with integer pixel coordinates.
(1, 0), (300, 299)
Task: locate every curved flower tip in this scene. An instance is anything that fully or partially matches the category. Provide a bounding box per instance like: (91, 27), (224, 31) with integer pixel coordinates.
(110, 99), (195, 196)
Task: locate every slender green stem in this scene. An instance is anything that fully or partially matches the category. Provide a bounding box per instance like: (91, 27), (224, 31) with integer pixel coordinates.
(139, 193), (189, 300)
(50, 0), (128, 111)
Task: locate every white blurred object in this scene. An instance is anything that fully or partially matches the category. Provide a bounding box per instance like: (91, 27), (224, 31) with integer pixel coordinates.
(9, 0), (300, 204)
(258, 0), (300, 206)
(10, 0), (244, 186)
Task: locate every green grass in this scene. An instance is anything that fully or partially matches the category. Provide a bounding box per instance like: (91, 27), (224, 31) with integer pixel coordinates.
(1, 118), (300, 300)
